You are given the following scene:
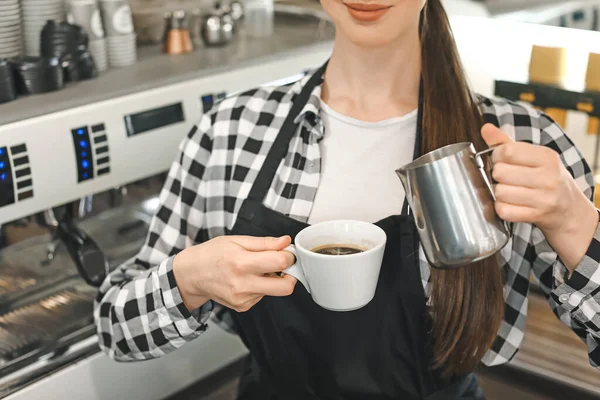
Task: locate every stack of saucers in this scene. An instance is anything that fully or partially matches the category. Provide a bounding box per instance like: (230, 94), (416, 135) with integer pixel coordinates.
(99, 0), (136, 67)
(0, 0), (22, 59)
(22, 0), (65, 56)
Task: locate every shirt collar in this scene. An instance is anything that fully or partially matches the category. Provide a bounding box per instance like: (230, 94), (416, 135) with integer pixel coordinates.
(292, 70), (325, 126)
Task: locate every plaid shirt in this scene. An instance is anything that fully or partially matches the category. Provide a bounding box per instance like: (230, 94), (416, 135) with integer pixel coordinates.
(94, 72), (600, 369)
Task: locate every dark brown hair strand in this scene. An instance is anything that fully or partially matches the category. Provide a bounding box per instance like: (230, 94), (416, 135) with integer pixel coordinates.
(419, 0), (505, 376)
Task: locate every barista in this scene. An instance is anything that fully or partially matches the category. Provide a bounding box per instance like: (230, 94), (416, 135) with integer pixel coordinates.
(94, 0), (600, 398)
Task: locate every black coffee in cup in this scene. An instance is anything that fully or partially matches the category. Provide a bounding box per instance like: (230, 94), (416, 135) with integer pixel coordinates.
(311, 245), (365, 256)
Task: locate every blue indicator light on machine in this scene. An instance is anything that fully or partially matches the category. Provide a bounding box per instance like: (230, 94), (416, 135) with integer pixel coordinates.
(82, 160), (89, 169)
(0, 162), (4, 169)
(77, 128), (85, 135)
(0, 173), (5, 181)
(0, 149), (4, 156)
(82, 172), (89, 179)
(80, 140), (88, 148)
(81, 151), (87, 157)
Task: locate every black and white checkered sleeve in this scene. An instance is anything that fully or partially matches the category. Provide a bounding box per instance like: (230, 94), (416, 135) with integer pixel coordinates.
(94, 115), (214, 361)
(528, 114), (600, 367)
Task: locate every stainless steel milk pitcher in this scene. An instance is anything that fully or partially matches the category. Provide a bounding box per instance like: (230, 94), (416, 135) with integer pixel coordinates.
(395, 142), (510, 268)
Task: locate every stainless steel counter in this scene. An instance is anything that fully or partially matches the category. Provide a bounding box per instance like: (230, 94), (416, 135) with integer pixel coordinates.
(0, 7), (334, 127)
(6, 0), (592, 128)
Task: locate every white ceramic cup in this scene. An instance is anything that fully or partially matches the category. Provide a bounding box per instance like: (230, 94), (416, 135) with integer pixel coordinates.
(283, 220), (387, 312)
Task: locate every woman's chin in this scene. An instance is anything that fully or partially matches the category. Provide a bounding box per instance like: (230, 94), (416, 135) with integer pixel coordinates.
(338, 29), (400, 48)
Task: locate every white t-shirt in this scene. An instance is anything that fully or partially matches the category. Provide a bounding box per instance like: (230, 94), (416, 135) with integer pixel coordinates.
(307, 101), (418, 224)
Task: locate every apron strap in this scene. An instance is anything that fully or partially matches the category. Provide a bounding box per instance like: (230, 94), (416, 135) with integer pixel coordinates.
(247, 61), (329, 202)
(401, 79), (424, 216)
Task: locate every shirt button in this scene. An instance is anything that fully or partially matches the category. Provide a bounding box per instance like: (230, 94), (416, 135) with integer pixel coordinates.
(558, 293), (570, 303)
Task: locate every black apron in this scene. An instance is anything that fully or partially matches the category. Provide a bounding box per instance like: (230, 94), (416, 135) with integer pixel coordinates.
(226, 63), (486, 400)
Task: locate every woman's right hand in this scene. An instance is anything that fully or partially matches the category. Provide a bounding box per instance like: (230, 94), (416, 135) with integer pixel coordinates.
(172, 235), (296, 312)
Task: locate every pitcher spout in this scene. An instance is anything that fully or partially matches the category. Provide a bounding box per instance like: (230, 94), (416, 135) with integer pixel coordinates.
(395, 168), (409, 191)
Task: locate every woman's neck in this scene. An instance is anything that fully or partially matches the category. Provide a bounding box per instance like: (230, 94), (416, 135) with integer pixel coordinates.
(321, 32), (421, 122)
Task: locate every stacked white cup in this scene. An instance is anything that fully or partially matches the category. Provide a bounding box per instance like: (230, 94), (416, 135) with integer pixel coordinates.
(98, 0), (136, 67)
(244, 0), (274, 38)
(22, 0), (65, 56)
(0, 0), (22, 58)
(67, 0), (108, 72)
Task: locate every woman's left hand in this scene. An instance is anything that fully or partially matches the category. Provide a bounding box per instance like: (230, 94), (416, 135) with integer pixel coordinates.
(481, 123), (599, 271)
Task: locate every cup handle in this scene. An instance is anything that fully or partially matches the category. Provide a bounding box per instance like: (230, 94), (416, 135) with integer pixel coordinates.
(473, 146), (511, 233)
(282, 245), (311, 293)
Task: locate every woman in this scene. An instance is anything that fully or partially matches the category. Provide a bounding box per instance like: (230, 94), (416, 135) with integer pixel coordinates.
(94, 0), (600, 398)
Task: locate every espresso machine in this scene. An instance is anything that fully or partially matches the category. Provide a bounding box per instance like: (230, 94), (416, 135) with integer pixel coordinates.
(0, 32), (333, 399)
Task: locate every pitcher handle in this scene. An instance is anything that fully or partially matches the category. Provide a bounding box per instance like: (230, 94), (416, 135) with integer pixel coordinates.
(473, 146), (511, 233)
(473, 146), (499, 200)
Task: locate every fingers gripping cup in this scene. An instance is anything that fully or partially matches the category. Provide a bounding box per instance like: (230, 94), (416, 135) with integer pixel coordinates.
(283, 220), (387, 312)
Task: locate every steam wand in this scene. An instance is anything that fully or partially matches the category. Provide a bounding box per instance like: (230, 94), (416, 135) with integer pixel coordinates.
(42, 204), (108, 287)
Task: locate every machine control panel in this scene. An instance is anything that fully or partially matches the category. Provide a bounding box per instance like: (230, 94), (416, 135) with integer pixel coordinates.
(197, 72), (307, 114)
(0, 146), (13, 207)
(71, 123), (111, 183)
(0, 143), (34, 208)
(0, 47), (332, 225)
(201, 92), (227, 113)
(124, 103), (185, 137)
(91, 123), (111, 176)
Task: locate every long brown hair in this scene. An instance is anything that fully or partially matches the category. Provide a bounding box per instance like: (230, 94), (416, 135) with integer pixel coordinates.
(420, 0), (505, 376)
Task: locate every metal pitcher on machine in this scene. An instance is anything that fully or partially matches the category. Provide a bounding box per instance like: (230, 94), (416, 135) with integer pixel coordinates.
(395, 142), (510, 269)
